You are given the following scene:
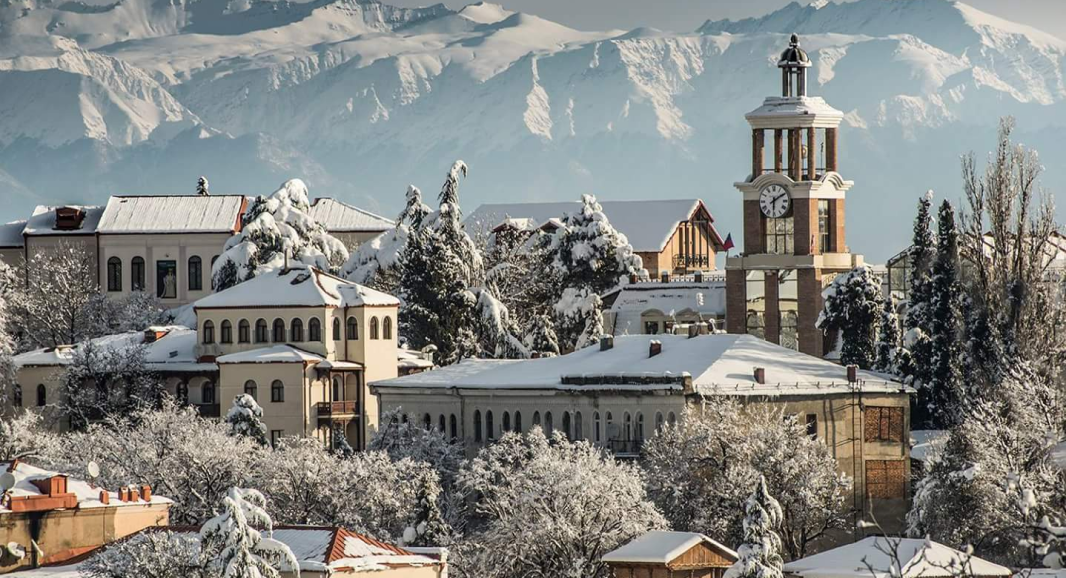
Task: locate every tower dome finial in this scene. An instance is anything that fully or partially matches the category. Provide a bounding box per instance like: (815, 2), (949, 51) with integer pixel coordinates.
(778, 33), (811, 96)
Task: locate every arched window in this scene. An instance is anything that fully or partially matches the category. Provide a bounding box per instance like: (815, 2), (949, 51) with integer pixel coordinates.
(533, 411), (541, 427)
(474, 410), (482, 443)
(502, 411), (511, 432)
(656, 412), (664, 433)
(131, 257), (145, 291)
(202, 320), (215, 344)
(545, 411), (553, 435)
(13, 384), (22, 407)
(271, 380), (284, 403)
(36, 384), (46, 407)
(333, 318), (342, 341)
(575, 412), (583, 441)
(450, 414), (458, 439)
(514, 411), (523, 433)
(486, 411), (495, 441)
(606, 412), (614, 441)
(220, 320), (232, 344)
(370, 317), (380, 340)
(290, 318), (304, 342)
(624, 412), (632, 441)
(177, 382), (188, 404)
(332, 378), (342, 401)
(423, 413), (432, 430)
(439, 414), (446, 432)
(272, 318), (285, 342)
(255, 319), (268, 343)
(188, 256), (203, 291)
(107, 257), (122, 292)
(668, 412), (677, 425)
(637, 413), (645, 441)
(210, 256), (219, 289)
(594, 412), (601, 443)
(562, 411), (572, 441)
(383, 317), (393, 340)
(238, 320), (250, 343)
(244, 380), (258, 401)
(202, 382), (216, 405)
(308, 318), (322, 342)
(347, 317), (359, 340)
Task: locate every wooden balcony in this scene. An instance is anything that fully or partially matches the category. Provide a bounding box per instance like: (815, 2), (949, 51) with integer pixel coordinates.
(317, 401), (358, 424)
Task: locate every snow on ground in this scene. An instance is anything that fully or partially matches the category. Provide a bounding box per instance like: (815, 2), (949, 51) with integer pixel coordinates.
(783, 537), (1012, 578)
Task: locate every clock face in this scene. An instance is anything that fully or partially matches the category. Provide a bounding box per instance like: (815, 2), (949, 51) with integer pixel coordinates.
(759, 184), (791, 218)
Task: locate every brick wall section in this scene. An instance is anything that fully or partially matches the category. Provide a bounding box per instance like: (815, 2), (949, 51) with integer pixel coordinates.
(638, 251), (660, 276)
(794, 199), (812, 256)
(743, 201), (762, 254)
(833, 199), (846, 252)
(798, 268), (824, 357)
(726, 269), (746, 334)
(764, 271), (780, 344)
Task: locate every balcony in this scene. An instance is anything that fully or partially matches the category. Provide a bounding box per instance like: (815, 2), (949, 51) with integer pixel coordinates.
(673, 254), (711, 270)
(317, 401), (358, 424)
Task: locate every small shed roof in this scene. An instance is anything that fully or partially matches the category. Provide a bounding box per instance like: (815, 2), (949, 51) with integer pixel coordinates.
(97, 195), (246, 234)
(783, 537), (1012, 578)
(308, 198), (394, 233)
(602, 531), (737, 565)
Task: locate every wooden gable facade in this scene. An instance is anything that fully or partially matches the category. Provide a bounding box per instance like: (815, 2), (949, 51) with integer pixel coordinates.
(609, 540), (736, 578)
(643, 201), (726, 277)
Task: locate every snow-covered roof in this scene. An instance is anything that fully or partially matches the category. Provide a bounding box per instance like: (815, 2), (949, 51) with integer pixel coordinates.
(270, 526), (442, 573)
(745, 96), (844, 123)
(97, 195), (246, 234)
(22, 205), (104, 236)
(783, 537), (1012, 578)
(373, 334), (909, 396)
(216, 345), (324, 365)
(465, 199), (724, 253)
(195, 265), (399, 310)
(308, 198), (394, 233)
(0, 220), (26, 247)
(13, 326), (213, 372)
(607, 280), (725, 334)
(398, 347), (434, 370)
(0, 460), (172, 514)
(602, 531), (737, 565)
(910, 430), (948, 464)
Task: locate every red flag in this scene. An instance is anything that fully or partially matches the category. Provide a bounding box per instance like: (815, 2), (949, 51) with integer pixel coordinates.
(722, 233), (735, 252)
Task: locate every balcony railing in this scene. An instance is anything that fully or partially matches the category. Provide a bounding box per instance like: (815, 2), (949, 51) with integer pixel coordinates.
(607, 440), (644, 456)
(317, 401), (358, 420)
(673, 254), (711, 269)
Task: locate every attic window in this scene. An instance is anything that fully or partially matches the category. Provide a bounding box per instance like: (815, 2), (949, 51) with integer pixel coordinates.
(53, 207), (85, 231)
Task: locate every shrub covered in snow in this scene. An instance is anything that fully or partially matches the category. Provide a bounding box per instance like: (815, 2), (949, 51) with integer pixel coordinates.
(226, 393), (270, 447)
(83, 530), (208, 578)
(9, 240), (99, 349)
(200, 487), (298, 578)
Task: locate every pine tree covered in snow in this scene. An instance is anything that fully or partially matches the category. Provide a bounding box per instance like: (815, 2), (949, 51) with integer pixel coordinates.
(226, 394), (270, 447)
(816, 265), (884, 369)
(522, 313), (560, 357)
(403, 473), (450, 547)
(902, 192), (936, 386)
(199, 487), (299, 578)
(342, 185), (429, 294)
(84, 530), (209, 578)
(724, 476), (784, 578)
(922, 200), (964, 428)
(197, 176), (210, 196)
(874, 296), (904, 374)
(213, 179), (348, 291)
(553, 287), (604, 352)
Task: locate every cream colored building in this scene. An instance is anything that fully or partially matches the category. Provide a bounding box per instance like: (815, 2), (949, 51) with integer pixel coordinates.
(372, 333), (913, 535)
(0, 460), (172, 574)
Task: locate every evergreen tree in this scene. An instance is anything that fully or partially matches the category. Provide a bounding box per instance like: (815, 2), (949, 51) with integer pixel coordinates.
(816, 265), (883, 369)
(523, 313), (560, 357)
(404, 473), (450, 547)
(343, 185), (430, 294)
(922, 200), (964, 428)
(196, 176), (210, 196)
(0, 285), (17, 408)
(199, 487), (298, 578)
(902, 192), (936, 385)
(724, 476), (785, 578)
(874, 296), (903, 374)
(226, 394), (269, 447)
(551, 194), (644, 295)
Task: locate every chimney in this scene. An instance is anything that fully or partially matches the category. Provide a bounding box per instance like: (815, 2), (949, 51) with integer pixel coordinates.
(118, 487), (129, 502)
(753, 367), (766, 384)
(130, 487), (140, 502)
(846, 364), (858, 384)
(144, 327), (170, 343)
(661, 271), (670, 283)
(141, 485), (152, 501)
(600, 335), (614, 351)
(99, 491), (109, 505)
(649, 340), (662, 358)
(694, 270), (703, 282)
(531, 351), (541, 359)
(629, 274), (639, 285)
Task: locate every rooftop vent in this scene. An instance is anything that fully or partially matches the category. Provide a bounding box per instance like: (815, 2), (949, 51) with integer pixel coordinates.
(753, 367), (766, 385)
(600, 335), (614, 352)
(846, 364), (858, 384)
(649, 340), (662, 358)
(53, 207), (85, 231)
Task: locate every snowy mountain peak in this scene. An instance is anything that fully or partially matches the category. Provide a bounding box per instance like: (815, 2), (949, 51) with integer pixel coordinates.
(456, 2), (513, 25)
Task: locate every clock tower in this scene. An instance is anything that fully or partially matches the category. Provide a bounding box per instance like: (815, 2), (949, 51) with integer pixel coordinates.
(725, 34), (863, 357)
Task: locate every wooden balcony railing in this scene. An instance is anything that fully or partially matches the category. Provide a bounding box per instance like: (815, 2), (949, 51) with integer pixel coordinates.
(317, 401), (358, 419)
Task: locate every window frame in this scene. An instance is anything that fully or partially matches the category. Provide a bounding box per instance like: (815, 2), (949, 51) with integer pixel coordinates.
(370, 317), (379, 340)
(346, 317), (359, 340)
(238, 320), (250, 343)
(864, 406), (905, 443)
(131, 256), (146, 291)
(36, 384), (46, 407)
(308, 318), (322, 342)
(244, 380), (258, 401)
(290, 318), (304, 342)
(202, 320), (215, 344)
(188, 255), (203, 291)
(255, 319), (268, 343)
(271, 380), (284, 403)
(866, 459), (907, 499)
(107, 257), (122, 292)
(272, 318), (286, 343)
(220, 320), (232, 344)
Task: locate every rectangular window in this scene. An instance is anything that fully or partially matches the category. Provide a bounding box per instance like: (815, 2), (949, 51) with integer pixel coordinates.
(864, 406), (904, 443)
(866, 460), (906, 499)
(778, 269), (799, 351)
(805, 414), (818, 438)
(745, 271), (766, 339)
(271, 430), (284, 448)
(765, 216), (794, 255)
(818, 200), (831, 253)
(156, 260), (177, 299)
(188, 257), (203, 291)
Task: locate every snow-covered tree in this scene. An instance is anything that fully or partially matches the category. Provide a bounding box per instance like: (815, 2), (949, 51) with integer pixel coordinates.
(874, 296), (904, 374)
(0, 282), (17, 407)
(83, 292), (169, 338)
(724, 476), (784, 578)
(522, 313), (560, 357)
(342, 185), (429, 294)
(0, 411), (55, 461)
(370, 408), (464, 489)
(61, 339), (163, 429)
(84, 530), (209, 578)
(643, 402), (849, 559)
(816, 264), (884, 369)
(9, 240), (98, 349)
(552, 287), (604, 352)
(921, 200), (964, 428)
(902, 192), (936, 386)
(226, 394), (270, 447)
(213, 179), (348, 291)
(550, 194), (644, 296)
(197, 176), (210, 196)
(403, 473), (450, 548)
(455, 428), (665, 578)
(199, 487), (299, 578)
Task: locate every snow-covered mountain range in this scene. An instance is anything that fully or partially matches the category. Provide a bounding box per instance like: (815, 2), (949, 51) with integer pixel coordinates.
(3, 0), (1066, 260)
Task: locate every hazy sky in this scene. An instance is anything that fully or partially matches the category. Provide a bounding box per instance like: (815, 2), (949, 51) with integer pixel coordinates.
(387, 0), (1066, 38)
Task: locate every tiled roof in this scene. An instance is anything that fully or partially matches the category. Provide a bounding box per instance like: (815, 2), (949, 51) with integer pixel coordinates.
(97, 195), (246, 234)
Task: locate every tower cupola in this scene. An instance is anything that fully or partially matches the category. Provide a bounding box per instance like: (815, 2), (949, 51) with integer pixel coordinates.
(778, 34), (812, 97)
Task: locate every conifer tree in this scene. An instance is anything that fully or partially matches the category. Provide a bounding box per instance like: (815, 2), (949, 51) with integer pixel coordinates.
(199, 487), (298, 578)
(725, 476), (784, 578)
(196, 176), (210, 196)
(343, 185), (429, 295)
(874, 296), (903, 374)
(923, 200), (964, 428)
(226, 394), (270, 447)
(902, 192), (936, 385)
(404, 473), (450, 547)
(816, 265), (883, 369)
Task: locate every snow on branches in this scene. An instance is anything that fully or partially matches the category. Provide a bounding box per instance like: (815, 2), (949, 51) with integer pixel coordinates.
(200, 487), (299, 578)
(226, 393), (270, 447)
(817, 264), (884, 369)
(724, 476), (785, 578)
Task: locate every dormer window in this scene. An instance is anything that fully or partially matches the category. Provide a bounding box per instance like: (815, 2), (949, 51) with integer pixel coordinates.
(53, 207), (85, 231)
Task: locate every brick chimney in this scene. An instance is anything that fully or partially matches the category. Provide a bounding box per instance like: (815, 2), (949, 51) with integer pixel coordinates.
(846, 365), (858, 384)
(660, 271), (670, 283)
(99, 491), (109, 505)
(649, 340), (662, 358)
(141, 485), (152, 501)
(753, 367), (766, 384)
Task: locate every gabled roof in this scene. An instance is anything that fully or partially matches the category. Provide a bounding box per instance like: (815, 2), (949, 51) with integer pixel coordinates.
(373, 334), (909, 396)
(194, 265), (399, 309)
(308, 198), (394, 233)
(602, 531), (737, 565)
(13, 326), (211, 373)
(465, 199), (725, 253)
(0, 220), (26, 248)
(97, 195), (246, 234)
(607, 280), (726, 334)
(783, 537), (1012, 578)
(23, 205), (104, 236)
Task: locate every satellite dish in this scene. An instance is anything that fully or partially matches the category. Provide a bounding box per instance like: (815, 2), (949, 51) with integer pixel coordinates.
(0, 472), (15, 493)
(6, 542), (25, 560)
(87, 461), (100, 480)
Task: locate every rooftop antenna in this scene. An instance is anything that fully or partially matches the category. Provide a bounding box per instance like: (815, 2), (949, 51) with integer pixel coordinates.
(86, 461), (100, 485)
(5, 542), (25, 561)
